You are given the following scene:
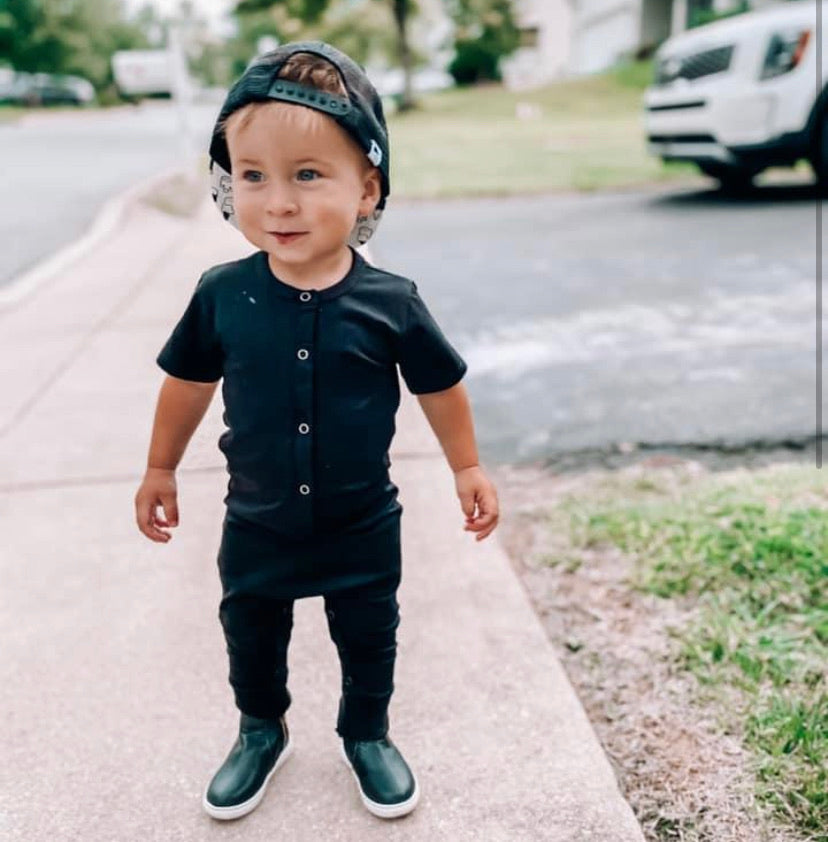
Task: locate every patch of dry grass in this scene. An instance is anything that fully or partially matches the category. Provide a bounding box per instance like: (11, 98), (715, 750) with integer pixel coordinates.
(494, 458), (825, 841)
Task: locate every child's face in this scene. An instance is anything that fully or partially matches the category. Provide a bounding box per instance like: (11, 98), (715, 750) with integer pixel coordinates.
(225, 103), (381, 276)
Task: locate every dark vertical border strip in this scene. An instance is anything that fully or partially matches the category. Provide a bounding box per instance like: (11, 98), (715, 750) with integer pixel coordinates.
(819, 0), (823, 467)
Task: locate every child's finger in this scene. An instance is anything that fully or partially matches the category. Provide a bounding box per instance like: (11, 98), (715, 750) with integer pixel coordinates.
(463, 497), (499, 537)
(464, 515), (496, 531)
(138, 502), (171, 542)
(160, 498), (179, 527)
(470, 520), (498, 540)
(458, 489), (476, 519)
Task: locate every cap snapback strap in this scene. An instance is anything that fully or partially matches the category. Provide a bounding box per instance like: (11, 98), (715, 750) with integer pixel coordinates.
(265, 78), (352, 117)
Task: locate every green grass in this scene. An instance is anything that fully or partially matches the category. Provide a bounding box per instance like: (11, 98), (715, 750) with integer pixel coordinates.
(563, 466), (828, 839)
(559, 465), (828, 836)
(386, 59), (700, 198)
(0, 104), (25, 123)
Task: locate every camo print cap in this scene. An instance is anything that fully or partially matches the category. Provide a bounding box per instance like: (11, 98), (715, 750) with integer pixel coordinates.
(208, 40), (390, 248)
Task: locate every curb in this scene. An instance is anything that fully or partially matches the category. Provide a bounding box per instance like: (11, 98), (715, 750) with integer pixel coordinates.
(0, 161), (200, 311)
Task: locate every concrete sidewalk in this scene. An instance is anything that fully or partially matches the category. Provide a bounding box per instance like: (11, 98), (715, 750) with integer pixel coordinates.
(0, 186), (644, 841)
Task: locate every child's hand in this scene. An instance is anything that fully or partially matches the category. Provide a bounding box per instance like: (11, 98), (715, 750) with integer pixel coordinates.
(455, 465), (499, 541)
(135, 468), (179, 543)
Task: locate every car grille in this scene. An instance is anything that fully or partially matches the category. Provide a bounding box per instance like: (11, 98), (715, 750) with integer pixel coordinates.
(648, 134), (717, 143)
(654, 45), (734, 85)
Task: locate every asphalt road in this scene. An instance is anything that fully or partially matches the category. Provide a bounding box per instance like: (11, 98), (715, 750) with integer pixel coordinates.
(370, 182), (825, 467)
(0, 99), (220, 286)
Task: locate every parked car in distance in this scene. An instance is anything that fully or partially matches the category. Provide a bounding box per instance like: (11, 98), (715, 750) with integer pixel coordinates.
(644, 0), (825, 191)
(0, 67), (16, 101)
(0, 70), (95, 106)
(112, 50), (173, 99)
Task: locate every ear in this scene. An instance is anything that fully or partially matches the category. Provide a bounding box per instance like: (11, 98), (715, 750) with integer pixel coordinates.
(358, 166), (382, 216)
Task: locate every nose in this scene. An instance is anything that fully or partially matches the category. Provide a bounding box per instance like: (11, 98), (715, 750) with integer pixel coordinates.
(263, 180), (299, 216)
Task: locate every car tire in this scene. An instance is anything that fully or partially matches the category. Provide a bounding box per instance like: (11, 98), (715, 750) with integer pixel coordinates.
(809, 109), (828, 196)
(697, 161), (757, 195)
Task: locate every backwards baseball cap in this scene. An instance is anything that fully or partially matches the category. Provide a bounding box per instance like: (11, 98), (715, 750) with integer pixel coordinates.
(208, 40), (390, 248)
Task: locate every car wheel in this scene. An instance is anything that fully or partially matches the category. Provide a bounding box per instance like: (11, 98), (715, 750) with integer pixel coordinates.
(810, 109), (828, 195)
(697, 161), (757, 195)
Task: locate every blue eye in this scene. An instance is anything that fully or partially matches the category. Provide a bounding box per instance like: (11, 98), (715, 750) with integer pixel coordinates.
(242, 170), (263, 182)
(297, 169), (320, 181)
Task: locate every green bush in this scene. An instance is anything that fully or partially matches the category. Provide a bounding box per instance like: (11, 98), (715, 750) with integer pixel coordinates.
(688, 0), (748, 30)
(445, 0), (520, 86)
(448, 38), (501, 84)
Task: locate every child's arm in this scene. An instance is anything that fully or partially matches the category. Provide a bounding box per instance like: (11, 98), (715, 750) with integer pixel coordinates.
(135, 375), (220, 543)
(416, 382), (499, 541)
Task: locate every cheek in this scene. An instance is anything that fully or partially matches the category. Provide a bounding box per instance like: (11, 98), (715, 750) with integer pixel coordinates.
(315, 189), (359, 221)
(232, 189), (258, 222)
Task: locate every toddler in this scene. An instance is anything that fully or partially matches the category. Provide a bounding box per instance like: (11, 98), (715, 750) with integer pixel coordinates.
(134, 40), (499, 821)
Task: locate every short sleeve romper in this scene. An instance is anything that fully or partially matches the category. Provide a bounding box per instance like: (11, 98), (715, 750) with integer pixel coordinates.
(156, 246), (468, 601)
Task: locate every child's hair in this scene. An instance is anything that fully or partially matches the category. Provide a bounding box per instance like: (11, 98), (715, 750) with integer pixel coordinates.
(274, 51), (348, 97)
(220, 52), (370, 171)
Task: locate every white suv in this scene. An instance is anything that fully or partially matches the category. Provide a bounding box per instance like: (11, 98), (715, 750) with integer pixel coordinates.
(644, 0), (825, 190)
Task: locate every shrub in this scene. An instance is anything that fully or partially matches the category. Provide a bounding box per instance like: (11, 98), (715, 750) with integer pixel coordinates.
(448, 38), (501, 84)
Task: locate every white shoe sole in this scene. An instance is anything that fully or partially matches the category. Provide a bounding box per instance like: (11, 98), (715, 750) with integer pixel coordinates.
(202, 731), (293, 821)
(339, 741), (420, 819)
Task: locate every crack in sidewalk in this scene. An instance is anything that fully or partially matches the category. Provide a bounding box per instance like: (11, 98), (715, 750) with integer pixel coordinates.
(0, 451), (443, 493)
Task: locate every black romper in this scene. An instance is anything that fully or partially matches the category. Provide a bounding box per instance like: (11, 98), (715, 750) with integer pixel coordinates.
(156, 246), (468, 601)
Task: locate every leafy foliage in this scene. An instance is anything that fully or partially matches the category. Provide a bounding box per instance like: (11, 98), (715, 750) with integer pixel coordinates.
(0, 0), (151, 90)
(688, 0), (749, 29)
(227, 0), (405, 79)
(443, 0), (520, 85)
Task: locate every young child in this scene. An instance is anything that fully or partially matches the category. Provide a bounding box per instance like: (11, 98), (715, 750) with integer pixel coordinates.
(134, 40), (499, 822)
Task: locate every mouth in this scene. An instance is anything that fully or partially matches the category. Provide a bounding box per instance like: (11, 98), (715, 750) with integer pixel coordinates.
(269, 231), (308, 243)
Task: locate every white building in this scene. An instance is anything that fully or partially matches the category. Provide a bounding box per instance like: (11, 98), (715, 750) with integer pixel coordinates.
(417, 0), (782, 89)
(500, 0), (574, 89)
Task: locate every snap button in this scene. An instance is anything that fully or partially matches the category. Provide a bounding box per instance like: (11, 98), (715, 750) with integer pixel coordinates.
(297, 348), (309, 360)
(344, 676), (353, 687)
(299, 483), (310, 495)
(299, 291), (312, 302)
(298, 422), (310, 434)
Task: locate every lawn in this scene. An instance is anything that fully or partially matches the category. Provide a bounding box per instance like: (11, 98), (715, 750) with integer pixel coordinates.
(387, 59), (700, 199)
(559, 463), (827, 836)
(0, 104), (26, 122)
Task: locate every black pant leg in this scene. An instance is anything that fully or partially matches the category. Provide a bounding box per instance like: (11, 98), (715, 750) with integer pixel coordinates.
(323, 576), (401, 741)
(218, 592), (294, 720)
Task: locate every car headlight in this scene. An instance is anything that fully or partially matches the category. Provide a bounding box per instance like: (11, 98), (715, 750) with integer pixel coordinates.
(760, 28), (810, 79)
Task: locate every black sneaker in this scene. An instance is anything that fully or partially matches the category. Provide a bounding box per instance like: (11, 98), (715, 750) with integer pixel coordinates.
(202, 713), (292, 820)
(340, 736), (419, 818)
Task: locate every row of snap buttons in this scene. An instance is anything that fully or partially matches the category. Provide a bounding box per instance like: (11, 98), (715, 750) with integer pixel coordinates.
(296, 298), (312, 499)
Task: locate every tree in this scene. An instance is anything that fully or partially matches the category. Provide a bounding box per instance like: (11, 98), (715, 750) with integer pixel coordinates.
(443, 0), (520, 85)
(0, 0), (151, 91)
(232, 0), (422, 111)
